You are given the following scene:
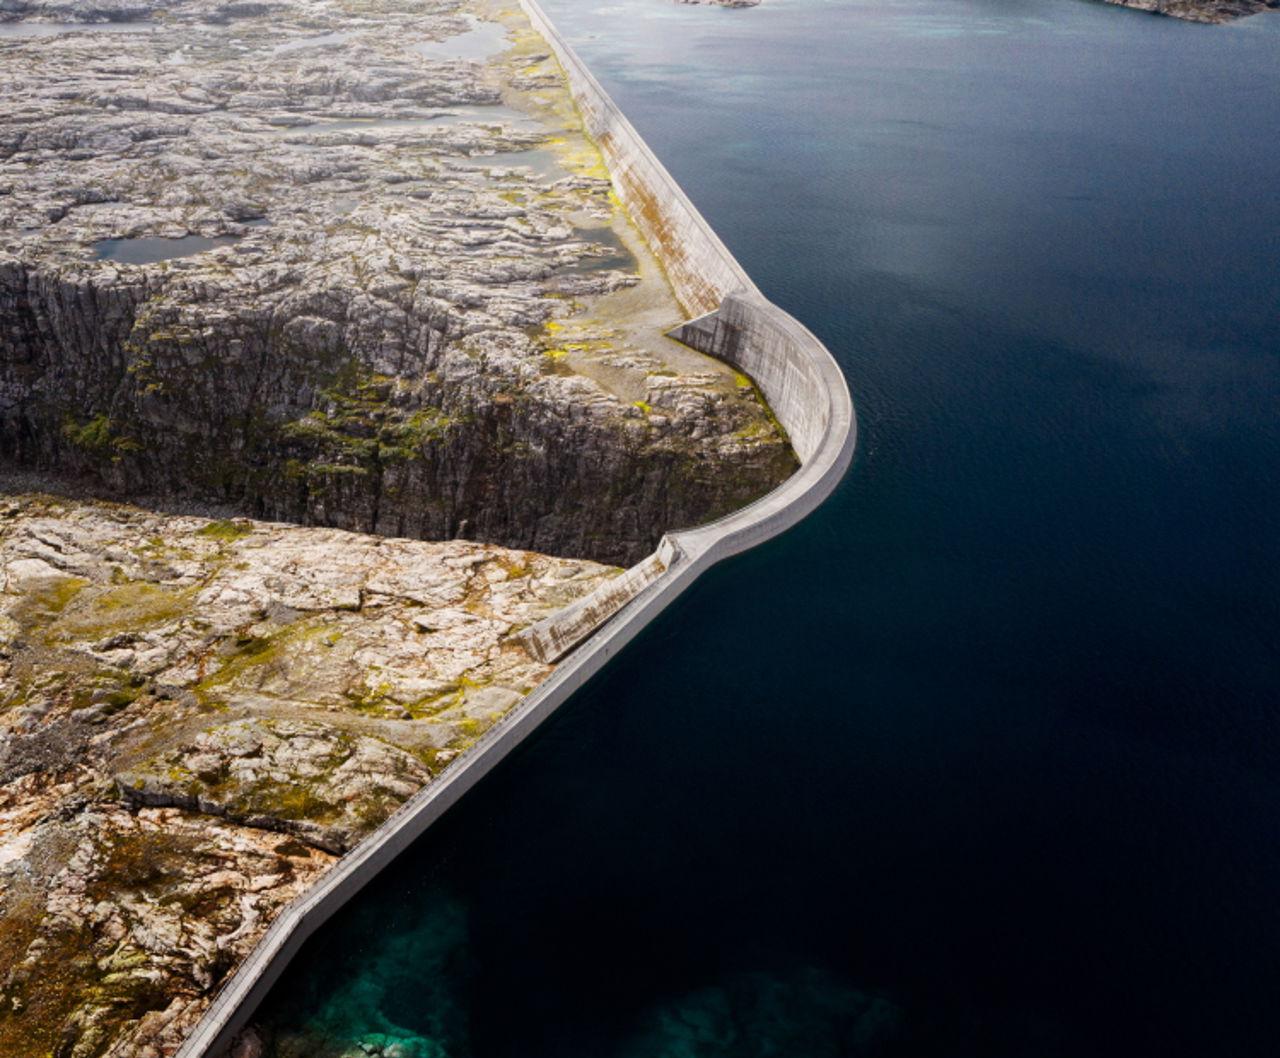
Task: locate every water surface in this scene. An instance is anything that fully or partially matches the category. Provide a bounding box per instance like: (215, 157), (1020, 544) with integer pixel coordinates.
(94, 234), (241, 264)
(0, 20), (158, 37)
(413, 16), (511, 60)
(461, 147), (566, 180)
(258, 1), (1280, 1055)
(565, 224), (634, 273)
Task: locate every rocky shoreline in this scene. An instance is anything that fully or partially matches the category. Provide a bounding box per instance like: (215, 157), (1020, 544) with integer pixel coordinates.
(1103, 0), (1277, 23)
(666, 0), (1278, 21)
(668, 0), (1275, 20)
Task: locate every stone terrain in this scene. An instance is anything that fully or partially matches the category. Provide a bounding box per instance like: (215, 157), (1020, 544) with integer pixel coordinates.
(1104, 0), (1277, 22)
(675, 0), (762, 9)
(0, 490), (618, 1057)
(0, 0), (796, 569)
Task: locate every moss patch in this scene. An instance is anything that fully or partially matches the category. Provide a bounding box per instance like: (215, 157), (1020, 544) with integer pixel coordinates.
(49, 581), (194, 644)
(195, 519), (253, 542)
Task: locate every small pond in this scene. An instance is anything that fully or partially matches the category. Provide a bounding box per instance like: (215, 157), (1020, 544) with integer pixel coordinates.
(273, 106), (538, 136)
(269, 29), (362, 56)
(462, 148), (564, 181)
(92, 234), (241, 265)
(566, 225), (634, 274)
(412, 16), (510, 61)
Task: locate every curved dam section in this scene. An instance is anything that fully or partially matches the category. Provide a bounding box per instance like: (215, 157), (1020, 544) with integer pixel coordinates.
(177, 3), (855, 1054)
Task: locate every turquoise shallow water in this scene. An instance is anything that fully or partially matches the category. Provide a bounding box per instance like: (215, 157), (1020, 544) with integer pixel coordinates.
(256, 2), (1280, 1055)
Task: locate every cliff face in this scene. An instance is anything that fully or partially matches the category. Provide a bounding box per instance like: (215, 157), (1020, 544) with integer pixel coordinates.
(0, 491), (619, 1057)
(1103, 0), (1277, 21)
(0, 0), (796, 569)
(0, 249), (790, 567)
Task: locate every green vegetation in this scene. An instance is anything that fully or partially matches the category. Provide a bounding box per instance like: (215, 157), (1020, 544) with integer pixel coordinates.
(495, 555), (533, 580)
(18, 575), (89, 623)
(195, 519), (253, 542)
(61, 414), (142, 457)
(62, 412), (113, 451)
(193, 625), (295, 703)
(49, 581), (194, 644)
(273, 783), (333, 822)
(277, 365), (458, 489)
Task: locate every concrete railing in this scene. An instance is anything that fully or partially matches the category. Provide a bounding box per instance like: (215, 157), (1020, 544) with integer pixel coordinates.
(177, 3), (855, 1054)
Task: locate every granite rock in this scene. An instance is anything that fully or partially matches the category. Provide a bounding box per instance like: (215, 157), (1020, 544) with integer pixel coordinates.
(0, 491), (617, 1056)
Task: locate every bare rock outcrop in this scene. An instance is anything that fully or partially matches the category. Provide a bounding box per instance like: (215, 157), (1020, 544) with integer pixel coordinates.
(0, 491), (618, 1056)
(1103, 0), (1277, 23)
(675, 0), (762, 9)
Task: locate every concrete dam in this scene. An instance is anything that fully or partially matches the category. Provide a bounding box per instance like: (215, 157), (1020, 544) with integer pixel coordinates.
(178, 1), (856, 1053)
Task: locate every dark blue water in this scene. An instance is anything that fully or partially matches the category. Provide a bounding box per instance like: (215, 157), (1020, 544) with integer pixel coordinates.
(257, 1), (1280, 1055)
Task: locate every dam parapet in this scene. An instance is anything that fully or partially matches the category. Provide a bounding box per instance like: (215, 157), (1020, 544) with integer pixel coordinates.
(521, 536), (679, 664)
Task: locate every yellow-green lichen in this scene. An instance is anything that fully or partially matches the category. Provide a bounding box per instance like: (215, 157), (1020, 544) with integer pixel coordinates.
(195, 519), (253, 542)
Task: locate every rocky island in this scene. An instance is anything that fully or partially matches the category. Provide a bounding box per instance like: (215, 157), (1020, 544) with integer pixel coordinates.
(1104, 0), (1277, 23)
(669, 0), (1277, 21)
(0, 1), (803, 1055)
(675, 0), (762, 10)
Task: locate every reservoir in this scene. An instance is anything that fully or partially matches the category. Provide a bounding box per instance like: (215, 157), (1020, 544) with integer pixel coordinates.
(257, 1), (1280, 1056)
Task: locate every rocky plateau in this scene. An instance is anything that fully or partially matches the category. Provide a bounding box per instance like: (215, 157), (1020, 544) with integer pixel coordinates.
(0, 2), (800, 1054)
(0, 489), (618, 1057)
(0, 0), (797, 570)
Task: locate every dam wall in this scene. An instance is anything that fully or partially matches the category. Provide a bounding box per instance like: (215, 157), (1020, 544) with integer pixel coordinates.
(178, 4), (855, 1055)
(671, 294), (835, 464)
(519, 0), (836, 467)
(517, 0), (756, 317)
(521, 535), (678, 664)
